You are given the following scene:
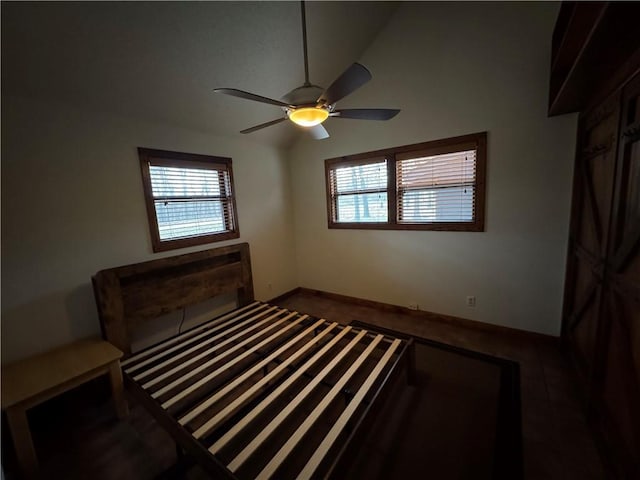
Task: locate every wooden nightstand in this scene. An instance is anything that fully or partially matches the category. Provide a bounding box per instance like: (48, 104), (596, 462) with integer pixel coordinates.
(1, 338), (128, 478)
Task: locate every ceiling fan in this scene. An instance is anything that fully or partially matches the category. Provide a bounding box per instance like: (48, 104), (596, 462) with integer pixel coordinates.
(214, 1), (400, 140)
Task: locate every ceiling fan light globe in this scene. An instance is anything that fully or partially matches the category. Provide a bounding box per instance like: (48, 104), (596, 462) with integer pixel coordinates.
(289, 107), (329, 127)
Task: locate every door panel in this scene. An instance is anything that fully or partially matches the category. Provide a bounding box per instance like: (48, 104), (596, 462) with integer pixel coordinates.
(599, 73), (640, 477)
(563, 72), (640, 477)
(564, 91), (620, 382)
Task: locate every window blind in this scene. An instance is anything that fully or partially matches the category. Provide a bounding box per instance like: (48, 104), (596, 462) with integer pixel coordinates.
(149, 164), (235, 240)
(396, 149), (476, 223)
(330, 159), (388, 223)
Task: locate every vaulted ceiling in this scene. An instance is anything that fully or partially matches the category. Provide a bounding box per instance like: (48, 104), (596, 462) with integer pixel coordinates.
(2, 1), (400, 148)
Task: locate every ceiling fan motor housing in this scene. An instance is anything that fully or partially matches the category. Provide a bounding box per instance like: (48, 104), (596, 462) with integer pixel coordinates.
(281, 84), (325, 107)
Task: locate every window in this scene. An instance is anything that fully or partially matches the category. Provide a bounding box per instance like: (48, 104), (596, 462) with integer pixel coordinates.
(326, 132), (486, 231)
(138, 148), (239, 252)
(330, 158), (388, 223)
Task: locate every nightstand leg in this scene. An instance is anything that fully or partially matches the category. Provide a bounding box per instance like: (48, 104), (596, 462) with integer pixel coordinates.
(108, 361), (128, 419)
(6, 405), (38, 478)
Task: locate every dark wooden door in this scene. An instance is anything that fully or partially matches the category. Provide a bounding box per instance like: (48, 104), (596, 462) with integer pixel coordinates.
(562, 72), (640, 478)
(598, 73), (640, 478)
(563, 91), (620, 379)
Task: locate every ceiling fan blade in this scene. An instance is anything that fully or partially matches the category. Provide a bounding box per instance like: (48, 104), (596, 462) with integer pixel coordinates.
(214, 88), (291, 108)
(331, 108), (400, 120)
(318, 63), (372, 105)
(308, 124), (329, 140)
(240, 117), (287, 134)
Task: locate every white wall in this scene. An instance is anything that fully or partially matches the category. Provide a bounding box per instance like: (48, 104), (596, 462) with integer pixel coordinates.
(1, 95), (298, 363)
(288, 2), (577, 336)
(1, 2), (579, 365)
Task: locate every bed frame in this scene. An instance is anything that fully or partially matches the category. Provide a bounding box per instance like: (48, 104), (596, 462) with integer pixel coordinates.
(93, 243), (255, 355)
(93, 243), (413, 479)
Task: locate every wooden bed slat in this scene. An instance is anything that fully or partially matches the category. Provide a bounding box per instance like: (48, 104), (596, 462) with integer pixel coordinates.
(185, 318), (331, 432)
(138, 308), (286, 386)
(297, 338), (402, 479)
(160, 313), (309, 408)
(189, 321), (340, 437)
(122, 302), (265, 370)
(153, 310), (299, 401)
(225, 330), (370, 472)
(253, 334), (384, 480)
(208, 326), (354, 455)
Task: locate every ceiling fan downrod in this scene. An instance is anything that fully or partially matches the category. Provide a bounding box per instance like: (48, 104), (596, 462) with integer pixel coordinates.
(300, 1), (311, 87)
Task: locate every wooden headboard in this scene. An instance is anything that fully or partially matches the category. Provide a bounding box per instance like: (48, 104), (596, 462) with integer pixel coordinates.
(92, 243), (254, 355)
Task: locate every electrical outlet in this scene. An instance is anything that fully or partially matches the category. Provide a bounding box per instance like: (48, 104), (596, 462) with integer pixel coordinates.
(466, 296), (476, 307)
(408, 303), (419, 311)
